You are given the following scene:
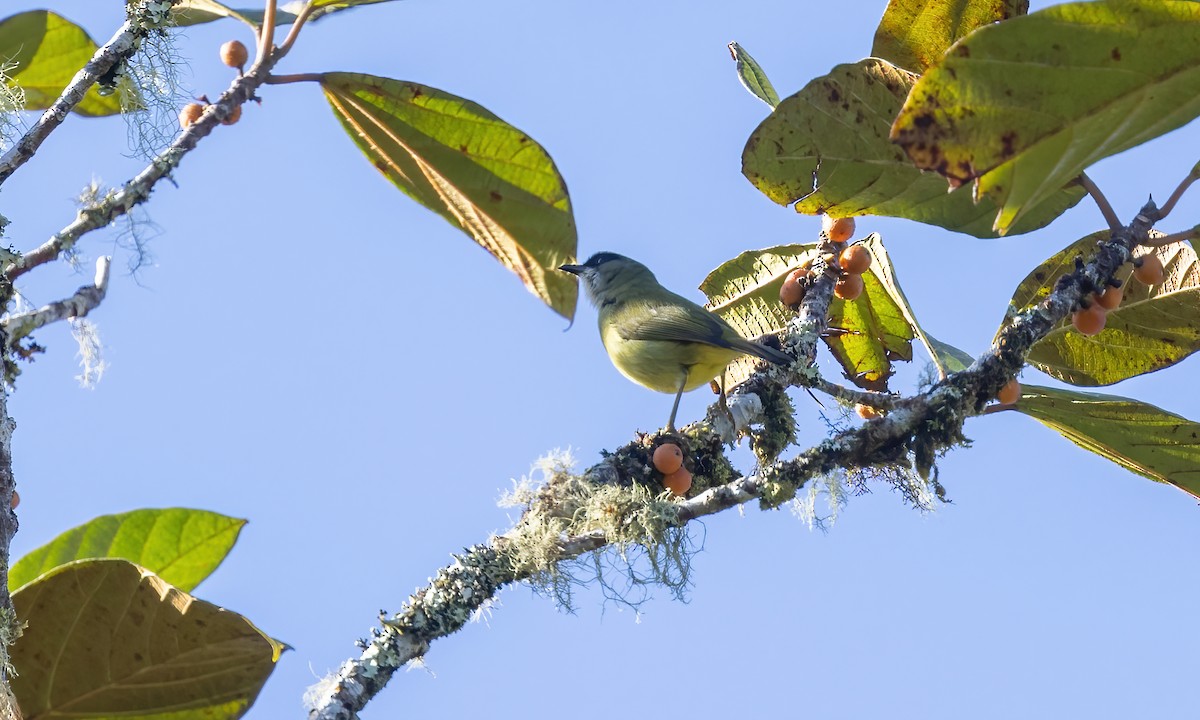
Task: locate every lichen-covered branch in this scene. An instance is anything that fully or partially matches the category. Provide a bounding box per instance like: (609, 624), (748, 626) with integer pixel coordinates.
(2, 258), (110, 346)
(307, 202), (1157, 719)
(2, 17), (294, 283)
(0, 23), (138, 187)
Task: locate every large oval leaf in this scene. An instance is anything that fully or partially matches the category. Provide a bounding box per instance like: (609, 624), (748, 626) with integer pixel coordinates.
(322, 73), (578, 319)
(742, 59), (1084, 238)
(1008, 236), (1200, 386)
(701, 236), (916, 391)
(10, 508), (246, 593)
(0, 10), (122, 117)
(891, 0), (1200, 234)
(1015, 384), (1200, 501)
(872, 0), (1028, 73)
(11, 559), (284, 719)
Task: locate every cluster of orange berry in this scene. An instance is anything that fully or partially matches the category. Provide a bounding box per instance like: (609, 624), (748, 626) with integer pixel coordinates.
(178, 41), (250, 129)
(779, 216), (871, 308)
(1070, 253), (1163, 336)
(652, 443), (691, 496)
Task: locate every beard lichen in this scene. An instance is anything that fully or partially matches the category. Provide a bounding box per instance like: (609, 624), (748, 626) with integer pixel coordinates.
(500, 451), (694, 612)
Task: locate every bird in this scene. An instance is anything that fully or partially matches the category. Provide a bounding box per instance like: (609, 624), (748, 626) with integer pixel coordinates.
(559, 252), (792, 431)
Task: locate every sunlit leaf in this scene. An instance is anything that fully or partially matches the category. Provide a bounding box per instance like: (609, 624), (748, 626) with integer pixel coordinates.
(700, 236), (915, 390)
(925, 333), (975, 374)
(1004, 234), (1200, 385)
(1015, 384), (1200, 500)
(322, 73), (577, 319)
(742, 59), (1084, 238)
(311, 0), (398, 9)
(872, 0), (1028, 73)
(12, 559), (284, 719)
(728, 42), (779, 108)
(861, 233), (944, 377)
(891, 0), (1200, 234)
(0, 10), (122, 116)
(10, 508), (245, 593)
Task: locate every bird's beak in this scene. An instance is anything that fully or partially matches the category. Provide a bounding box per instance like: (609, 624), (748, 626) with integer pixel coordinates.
(559, 264), (584, 276)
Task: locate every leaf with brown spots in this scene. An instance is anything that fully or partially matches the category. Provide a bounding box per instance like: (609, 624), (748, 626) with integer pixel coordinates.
(741, 59), (1083, 238)
(872, 0), (1028, 73)
(322, 73), (578, 318)
(1002, 232), (1200, 386)
(1016, 385), (1200, 501)
(11, 559), (285, 719)
(891, 0), (1200, 234)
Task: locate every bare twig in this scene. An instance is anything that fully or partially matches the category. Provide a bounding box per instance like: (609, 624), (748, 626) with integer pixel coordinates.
(3, 258), (111, 346)
(278, 1), (316, 54)
(258, 0), (278, 63)
(813, 377), (894, 409)
(1079, 172), (1122, 232)
(1138, 226), (1198, 247)
(0, 23), (138, 187)
(1157, 162), (1200, 221)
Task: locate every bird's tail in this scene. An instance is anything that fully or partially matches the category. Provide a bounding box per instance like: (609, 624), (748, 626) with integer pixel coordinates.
(731, 337), (792, 366)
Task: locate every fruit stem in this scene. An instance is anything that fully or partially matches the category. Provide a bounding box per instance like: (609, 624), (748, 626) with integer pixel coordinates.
(278, 1), (316, 55)
(1079, 172), (1121, 232)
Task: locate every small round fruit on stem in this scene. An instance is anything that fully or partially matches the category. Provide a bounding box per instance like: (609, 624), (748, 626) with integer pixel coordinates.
(838, 244), (871, 275)
(822, 215), (856, 243)
(652, 443), (684, 475)
(1132, 254), (1164, 285)
(1071, 304), (1107, 336)
(178, 103), (204, 129)
(996, 378), (1021, 405)
(220, 40), (249, 71)
(662, 467), (693, 497)
(855, 403), (881, 420)
(779, 268), (808, 308)
(834, 273), (864, 301)
(221, 104), (242, 126)
(1094, 286), (1123, 310)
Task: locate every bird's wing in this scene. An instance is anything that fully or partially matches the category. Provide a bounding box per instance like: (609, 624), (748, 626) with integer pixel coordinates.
(612, 296), (791, 366)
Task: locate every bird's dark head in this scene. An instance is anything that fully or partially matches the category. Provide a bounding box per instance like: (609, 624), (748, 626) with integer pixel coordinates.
(559, 252), (657, 306)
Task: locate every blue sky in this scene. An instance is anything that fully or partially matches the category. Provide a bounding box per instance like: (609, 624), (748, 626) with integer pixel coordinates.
(7, 1), (1200, 717)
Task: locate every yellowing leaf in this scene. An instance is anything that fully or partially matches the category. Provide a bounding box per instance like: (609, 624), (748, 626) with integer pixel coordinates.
(1016, 384), (1200, 501)
(742, 59), (1083, 238)
(872, 0), (1028, 73)
(1007, 235), (1200, 386)
(10, 508), (246, 593)
(0, 10), (122, 116)
(322, 73), (577, 319)
(891, 0), (1200, 233)
(12, 559), (284, 719)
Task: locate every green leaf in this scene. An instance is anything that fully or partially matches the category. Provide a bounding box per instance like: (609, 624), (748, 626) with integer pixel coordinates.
(700, 235), (916, 391)
(742, 59), (1084, 238)
(925, 333), (975, 374)
(728, 42), (779, 108)
(11, 559), (283, 720)
(701, 243), (819, 387)
(1002, 234), (1200, 386)
(872, 0), (1028, 73)
(10, 508), (245, 593)
(1015, 384), (1200, 500)
(861, 233), (945, 377)
(0, 10), (122, 117)
(171, 0), (303, 27)
(321, 73), (578, 319)
(891, 0), (1200, 234)
(311, 0), (398, 9)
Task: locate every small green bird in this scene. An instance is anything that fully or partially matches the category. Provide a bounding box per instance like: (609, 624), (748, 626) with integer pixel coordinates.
(560, 252), (791, 430)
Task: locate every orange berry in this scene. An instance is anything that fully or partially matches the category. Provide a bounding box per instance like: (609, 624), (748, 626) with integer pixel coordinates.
(1071, 304), (1106, 336)
(652, 443), (684, 475)
(221, 104), (242, 125)
(220, 40), (249, 69)
(10, 490), (18, 510)
(779, 268), (807, 307)
(822, 215), (856, 243)
(178, 103), (203, 129)
(834, 273), (864, 301)
(996, 378), (1020, 405)
(1094, 285), (1122, 310)
(662, 467), (693, 497)
(855, 403), (881, 420)
(838, 245), (871, 275)
(1132, 254), (1164, 285)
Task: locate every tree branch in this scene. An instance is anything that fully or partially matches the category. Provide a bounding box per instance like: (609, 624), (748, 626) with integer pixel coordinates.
(0, 23), (139, 187)
(2, 257), (111, 346)
(1079, 172), (1122, 232)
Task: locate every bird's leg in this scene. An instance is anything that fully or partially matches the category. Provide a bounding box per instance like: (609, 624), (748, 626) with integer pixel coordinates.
(666, 368), (689, 432)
